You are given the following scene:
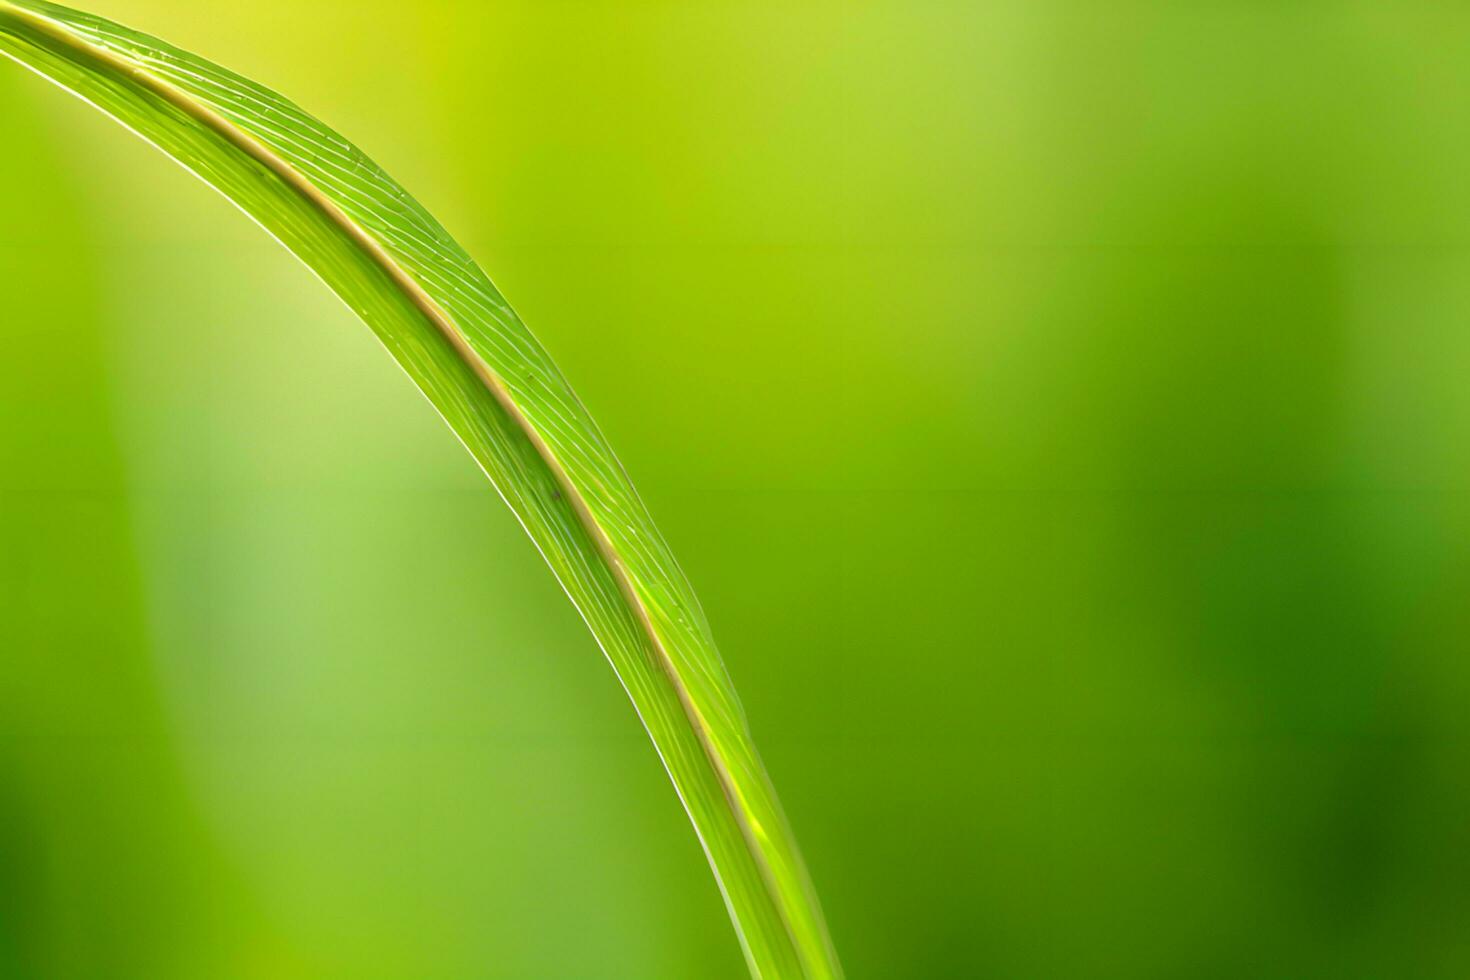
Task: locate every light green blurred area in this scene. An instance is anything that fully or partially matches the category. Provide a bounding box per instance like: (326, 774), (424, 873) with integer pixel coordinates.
(4, 1), (1470, 977)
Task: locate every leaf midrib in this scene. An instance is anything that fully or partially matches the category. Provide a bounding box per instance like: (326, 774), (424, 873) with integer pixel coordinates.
(0, 2), (807, 973)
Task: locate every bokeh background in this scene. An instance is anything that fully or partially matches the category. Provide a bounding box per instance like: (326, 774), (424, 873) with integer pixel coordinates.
(4, 1), (1470, 977)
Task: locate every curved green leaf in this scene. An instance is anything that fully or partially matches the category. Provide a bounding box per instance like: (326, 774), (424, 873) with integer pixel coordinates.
(0, 2), (841, 976)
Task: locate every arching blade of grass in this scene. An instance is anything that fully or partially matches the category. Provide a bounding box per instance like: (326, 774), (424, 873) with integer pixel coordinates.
(0, 2), (842, 976)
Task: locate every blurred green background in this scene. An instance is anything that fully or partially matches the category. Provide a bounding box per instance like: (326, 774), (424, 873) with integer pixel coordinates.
(4, 1), (1470, 977)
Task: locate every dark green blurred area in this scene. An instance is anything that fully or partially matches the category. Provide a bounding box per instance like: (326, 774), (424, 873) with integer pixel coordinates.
(4, 1), (1470, 976)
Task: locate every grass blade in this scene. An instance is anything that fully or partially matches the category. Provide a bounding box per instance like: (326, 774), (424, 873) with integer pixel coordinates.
(0, 2), (841, 975)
